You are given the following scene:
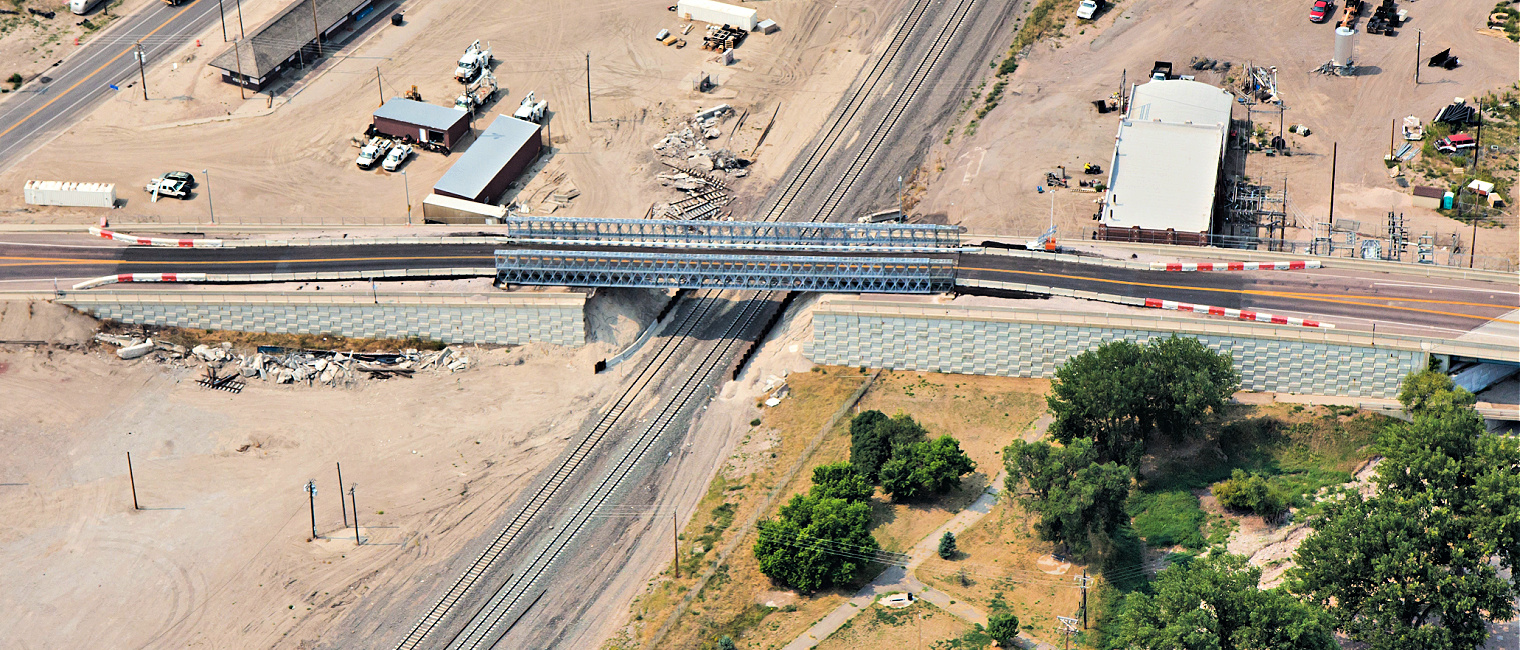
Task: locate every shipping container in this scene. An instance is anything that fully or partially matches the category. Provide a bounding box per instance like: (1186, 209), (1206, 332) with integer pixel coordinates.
(24, 180), (116, 208)
(676, 0), (758, 31)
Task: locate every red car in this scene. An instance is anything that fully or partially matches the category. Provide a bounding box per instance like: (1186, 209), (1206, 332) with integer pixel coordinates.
(1310, 0), (1332, 22)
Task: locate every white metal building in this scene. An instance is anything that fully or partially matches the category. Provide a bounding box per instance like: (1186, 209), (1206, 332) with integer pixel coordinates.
(1099, 79), (1234, 244)
(676, 0), (758, 31)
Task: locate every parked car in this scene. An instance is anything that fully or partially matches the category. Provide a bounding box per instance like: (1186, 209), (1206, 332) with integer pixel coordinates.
(1077, 0), (1100, 19)
(143, 176), (189, 200)
(1435, 133), (1476, 154)
(382, 143), (414, 172)
(1310, 0), (1332, 22)
(356, 137), (392, 169)
(162, 170), (196, 187)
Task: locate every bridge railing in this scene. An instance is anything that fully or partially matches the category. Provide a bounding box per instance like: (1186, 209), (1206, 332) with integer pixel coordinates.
(496, 250), (956, 293)
(504, 217), (961, 250)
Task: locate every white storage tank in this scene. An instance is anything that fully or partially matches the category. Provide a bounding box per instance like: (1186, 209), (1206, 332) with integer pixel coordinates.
(676, 0), (758, 31)
(24, 180), (116, 208)
(1332, 27), (1356, 67)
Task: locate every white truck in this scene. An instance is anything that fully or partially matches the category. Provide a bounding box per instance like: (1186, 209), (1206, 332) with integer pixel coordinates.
(382, 142), (414, 172)
(144, 177), (189, 201)
(454, 40), (491, 83)
(513, 91), (548, 123)
(453, 69), (498, 114)
(1077, 0), (1100, 19)
(356, 136), (393, 169)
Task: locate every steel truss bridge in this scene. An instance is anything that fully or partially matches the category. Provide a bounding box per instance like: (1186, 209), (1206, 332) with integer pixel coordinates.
(496, 250), (956, 293)
(504, 216), (962, 253)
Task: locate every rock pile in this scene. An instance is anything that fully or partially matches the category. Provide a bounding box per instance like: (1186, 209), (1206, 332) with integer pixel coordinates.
(95, 333), (474, 388)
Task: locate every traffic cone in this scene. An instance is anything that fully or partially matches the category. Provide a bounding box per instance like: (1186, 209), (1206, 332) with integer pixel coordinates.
(74, 37), (79, 45)
(196, 39), (201, 47)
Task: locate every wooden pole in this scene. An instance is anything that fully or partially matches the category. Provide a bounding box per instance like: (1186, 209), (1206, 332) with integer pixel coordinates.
(135, 43), (148, 101)
(234, 0), (245, 40)
(306, 480), (318, 539)
(376, 67), (383, 107)
(1389, 117), (1396, 159)
(585, 52), (592, 123)
(126, 452), (139, 510)
(672, 511), (679, 578)
(337, 462), (347, 527)
(311, 0), (322, 58)
(232, 40), (246, 100)
(1414, 30), (1421, 84)
(1328, 142), (1338, 225)
(216, 0), (227, 41)
(350, 485), (359, 545)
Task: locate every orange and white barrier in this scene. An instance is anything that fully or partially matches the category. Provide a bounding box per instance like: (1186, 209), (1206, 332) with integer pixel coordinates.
(1142, 298), (1332, 328)
(72, 272), (208, 290)
(1150, 260), (1319, 271)
(90, 226), (222, 248)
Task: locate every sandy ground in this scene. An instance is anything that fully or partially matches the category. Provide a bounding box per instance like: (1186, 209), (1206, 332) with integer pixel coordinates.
(0, 294), (672, 648)
(913, 0), (1519, 261)
(0, 0), (156, 89)
(0, 0), (897, 226)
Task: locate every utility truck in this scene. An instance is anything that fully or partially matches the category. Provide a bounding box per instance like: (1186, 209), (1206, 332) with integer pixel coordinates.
(356, 137), (393, 169)
(454, 40), (491, 83)
(513, 91), (548, 123)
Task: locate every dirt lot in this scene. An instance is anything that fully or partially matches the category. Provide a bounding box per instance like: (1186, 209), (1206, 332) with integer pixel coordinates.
(0, 299), (635, 648)
(0, 0), (152, 90)
(914, 0), (1519, 262)
(0, 0), (904, 225)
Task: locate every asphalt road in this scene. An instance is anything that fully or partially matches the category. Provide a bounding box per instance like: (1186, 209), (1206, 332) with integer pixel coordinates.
(0, 0), (227, 171)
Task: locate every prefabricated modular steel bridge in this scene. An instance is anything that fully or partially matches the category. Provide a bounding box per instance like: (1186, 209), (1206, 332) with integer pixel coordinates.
(496, 250), (956, 293)
(503, 217), (962, 252)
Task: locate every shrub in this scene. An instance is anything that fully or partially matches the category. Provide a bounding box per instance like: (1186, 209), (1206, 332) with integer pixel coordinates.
(1213, 469), (1288, 519)
(988, 611), (1021, 646)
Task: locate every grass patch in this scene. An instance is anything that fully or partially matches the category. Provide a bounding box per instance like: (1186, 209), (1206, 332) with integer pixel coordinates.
(1128, 490), (1205, 549)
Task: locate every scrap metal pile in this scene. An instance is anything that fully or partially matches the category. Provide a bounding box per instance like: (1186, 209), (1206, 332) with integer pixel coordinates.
(649, 104), (749, 220)
(702, 24), (748, 51)
(1243, 65), (1280, 104)
(95, 333), (473, 389)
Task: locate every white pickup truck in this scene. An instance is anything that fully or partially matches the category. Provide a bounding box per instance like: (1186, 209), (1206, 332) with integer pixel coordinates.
(382, 143), (414, 172)
(356, 137), (392, 169)
(143, 177), (189, 201)
(1077, 0), (1100, 19)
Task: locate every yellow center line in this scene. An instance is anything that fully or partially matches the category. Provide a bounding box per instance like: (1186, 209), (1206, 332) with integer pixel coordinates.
(0, 0), (202, 140)
(960, 265), (1520, 324)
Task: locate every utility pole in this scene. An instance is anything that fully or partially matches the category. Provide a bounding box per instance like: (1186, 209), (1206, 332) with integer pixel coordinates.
(897, 175), (904, 216)
(1328, 142), (1338, 225)
(311, 0), (322, 58)
(231, 40), (246, 100)
(1389, 117), (1396, 160)
(135, 43), (148, 101)
(216, 0), (227, 41)
(376, 67), (384, 107)
(401, 170), (411, 224)
(1058, 616), (1080, 650)
(585, 52), (592, 123)
(336, 462), (347, 527)
(1414, 30), (1421, 84)
(1077, 571), (1092, 628)
(672, 510), (679, 579)
(203, 169), (214, 222)
(126, 452), (139, 510)
(305, 480), (318, 539)
(234, 0), (245, 40)
(349, 484), (359, 546)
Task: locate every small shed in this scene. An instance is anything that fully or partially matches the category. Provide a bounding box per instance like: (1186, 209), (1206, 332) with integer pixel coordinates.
(677, 0), (758, 31)
(1411, 185), (1444, 209)
(433, 114), (542, 205)
(373, 98), (471, 149)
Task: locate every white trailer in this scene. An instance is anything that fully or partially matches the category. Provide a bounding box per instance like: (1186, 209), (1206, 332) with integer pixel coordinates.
(24, 180), (116, 207)
(676, 0), (758, 31)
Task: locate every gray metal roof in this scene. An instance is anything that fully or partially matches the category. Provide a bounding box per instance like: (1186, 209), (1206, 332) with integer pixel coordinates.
(373, 98), (468, 130)
(434, 115), (540, 200)
(209, 0), (373, 79)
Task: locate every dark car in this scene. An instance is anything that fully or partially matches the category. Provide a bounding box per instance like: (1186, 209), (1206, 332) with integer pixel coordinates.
(162, 171), (196, 187)
(1310, 0), (1332, 22)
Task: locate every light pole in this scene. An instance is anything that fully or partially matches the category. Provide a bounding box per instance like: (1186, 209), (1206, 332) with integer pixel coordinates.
(401, 170), (411, 225)
(304, 480), (318, 539)
(202, 169), (214, 223)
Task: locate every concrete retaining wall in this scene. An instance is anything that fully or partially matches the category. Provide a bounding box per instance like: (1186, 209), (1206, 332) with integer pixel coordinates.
(60, 290), (585, 346)
(804, 299), (1439, 399)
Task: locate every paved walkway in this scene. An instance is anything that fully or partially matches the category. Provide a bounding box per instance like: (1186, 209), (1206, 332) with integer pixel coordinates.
(784, 416), (1057, 650)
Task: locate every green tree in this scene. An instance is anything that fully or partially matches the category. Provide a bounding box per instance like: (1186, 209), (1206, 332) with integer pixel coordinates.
(1397, 369), (1476, 416)
(987, 611), (1021, 647)
(880, 435), (976, 501)
(716, 636), (736, 650)
(810, 462), (874, 502)
(1211, 470), (1288, 519)
(1289, 408), (1520, 650)
(753, 493), (879, 593)
(1047, 337), (1237, 467)
(938, 531), (958, 559)
(1118, 553), (1336, 650)
(1004, 438), (1131, 556)
(849, 410), (928, 481)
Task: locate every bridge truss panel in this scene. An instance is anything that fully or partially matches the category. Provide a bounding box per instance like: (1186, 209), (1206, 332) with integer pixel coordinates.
(496, 250), (956, 293)
(504, 217), (961, 251)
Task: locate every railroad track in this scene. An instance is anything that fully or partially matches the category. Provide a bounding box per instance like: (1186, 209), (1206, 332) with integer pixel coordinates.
(393, 291), (734, 650)
(394, 0), (985, 645)
(444, 293), (773, 650)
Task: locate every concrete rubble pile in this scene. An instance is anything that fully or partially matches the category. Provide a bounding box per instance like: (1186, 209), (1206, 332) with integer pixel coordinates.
(96, 334), (473, 388)
(647, 104), (749, 221)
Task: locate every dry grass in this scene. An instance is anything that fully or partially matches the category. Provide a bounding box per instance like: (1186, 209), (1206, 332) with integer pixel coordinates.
(612, 369), (1051, 650)
(815, 599), (971, 650)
